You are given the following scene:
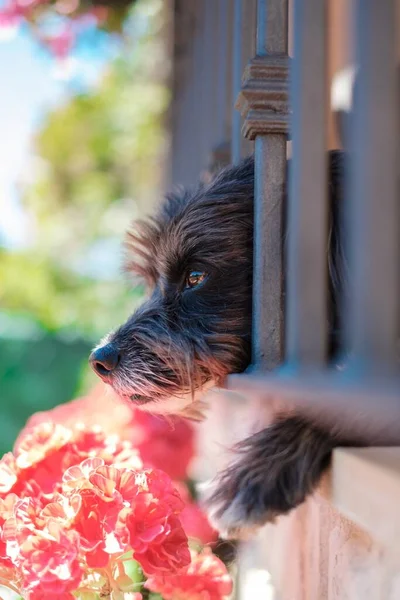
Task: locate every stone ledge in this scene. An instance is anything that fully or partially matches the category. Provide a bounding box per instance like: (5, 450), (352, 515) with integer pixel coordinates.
(332, 447), (400, 552)
(240, 450), (400, 600)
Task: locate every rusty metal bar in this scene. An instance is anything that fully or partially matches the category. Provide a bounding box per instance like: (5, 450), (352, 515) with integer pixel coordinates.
(286, 0), (328, 367)
(347, 0), (399, 373)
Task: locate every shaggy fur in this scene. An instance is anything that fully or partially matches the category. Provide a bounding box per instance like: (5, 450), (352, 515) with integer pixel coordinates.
(90, 151), (347, 537)
(205, 416), (337, 538)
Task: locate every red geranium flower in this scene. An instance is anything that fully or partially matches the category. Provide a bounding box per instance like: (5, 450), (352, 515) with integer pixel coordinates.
(70, 425), (142, 471)
(0, 453), (18, 496)
(114, 470), (191, 575)
(15, 422), (72, 470)
(2, 421), (142, 503)
(20, 384), (195, 480)
(0, 493), (18, 578)
(88, 464), (140, 504)
(18, 522), (83, 598)
(146, 548), (233, 600)
(8, 422), (78, 497)
(143, 469), (186, 514)
(175, 482), (218, 545)
(130, 409), (195, 480)
(28, 593), (76, 600)
(122, 502), (190, 575)
(180, 501), (218, 546)
(62, 461), (132, 567)
(71, 488), (123, 568)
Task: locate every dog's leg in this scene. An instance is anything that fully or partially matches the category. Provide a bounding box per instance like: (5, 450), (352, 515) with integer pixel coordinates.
(204, 415), (335, 539)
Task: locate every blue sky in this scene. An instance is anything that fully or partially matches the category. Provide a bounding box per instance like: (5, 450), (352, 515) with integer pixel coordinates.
(0, 22), (118, 247)
(0, 31), (62, 246)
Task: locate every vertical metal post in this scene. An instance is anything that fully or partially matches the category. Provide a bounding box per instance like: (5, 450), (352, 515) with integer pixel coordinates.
(190, 0), (202, 183)
(231, 0), (242, 165)
(254, 0), (288, 369)
(180, 15), (192, 184)
(232, 0), (256, 165)
(208, 0), (222, 158)
(256, 0), (288, 55)
(198, 0), (210, 174)
(170, 0), (183, 185)
(253, 135), (287, 368)
(286, 0), (328, 367)
(347, 0), (399, 373)
(216, 0), (233, 144)
(238, 0), (289, 369)
(208, 0), (233, 169)
(172, 0), (199, 185)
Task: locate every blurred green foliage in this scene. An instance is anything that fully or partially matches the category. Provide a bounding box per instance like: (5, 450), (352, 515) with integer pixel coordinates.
(4, 0), (167, 337)
(0, 0), (168, 447)
(0, 334), (91, 455)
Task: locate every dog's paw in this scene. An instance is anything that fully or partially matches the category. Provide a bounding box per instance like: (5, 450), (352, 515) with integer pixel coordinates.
(198, 478), (261, 540)
(202, 416), (334, 539)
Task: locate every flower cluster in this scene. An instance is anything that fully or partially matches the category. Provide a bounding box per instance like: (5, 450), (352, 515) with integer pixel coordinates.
(21, 387), (218, 546)
(0, 422), (193, 599)
(2, 420), (142, 499)
(0, 0), (130, 58)
(23, 387), (220, 548)
(0, 397), (230, 599)
(23, 384), (196, 482)
(146, 549), (233, 600)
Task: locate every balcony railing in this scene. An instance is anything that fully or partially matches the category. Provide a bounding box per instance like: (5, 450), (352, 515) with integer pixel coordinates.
(169, 0), (400, 598)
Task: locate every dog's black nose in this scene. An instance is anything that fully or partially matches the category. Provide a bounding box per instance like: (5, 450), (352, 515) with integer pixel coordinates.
(89, 343), (120, 377)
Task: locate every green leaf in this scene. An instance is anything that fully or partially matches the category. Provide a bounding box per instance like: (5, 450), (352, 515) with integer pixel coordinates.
(123, 559), (145, 585)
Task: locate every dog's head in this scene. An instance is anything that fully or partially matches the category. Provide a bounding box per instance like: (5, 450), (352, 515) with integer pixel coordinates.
(89, 158), (254, 418)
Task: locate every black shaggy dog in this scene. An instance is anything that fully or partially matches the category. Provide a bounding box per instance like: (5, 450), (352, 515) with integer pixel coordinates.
(90, 150), (346, 537)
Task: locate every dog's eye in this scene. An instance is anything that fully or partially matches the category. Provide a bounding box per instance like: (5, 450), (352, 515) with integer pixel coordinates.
(185, 270), (207, 289)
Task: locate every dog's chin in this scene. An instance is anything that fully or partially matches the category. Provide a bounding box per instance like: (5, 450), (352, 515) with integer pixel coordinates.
(111, 380), (216, 421)
(129, 393), (154, 406)
(113, 379), (218, 421)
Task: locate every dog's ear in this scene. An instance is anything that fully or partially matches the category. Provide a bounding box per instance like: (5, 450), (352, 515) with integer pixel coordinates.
(210, 155), (254, 197)
(123, 157), (255, 290)
(123, 217), (160, 289)
(122, 186), (198, 289)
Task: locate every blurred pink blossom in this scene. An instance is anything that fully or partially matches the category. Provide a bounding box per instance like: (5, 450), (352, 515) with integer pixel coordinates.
(43, 27), (75, 58)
